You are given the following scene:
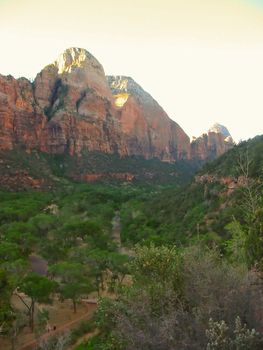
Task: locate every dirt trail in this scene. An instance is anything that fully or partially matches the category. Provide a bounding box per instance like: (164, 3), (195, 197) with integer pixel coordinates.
(111, 211), (134, 256)
(17, 303), (96, 350)
(112, 211), (121, 249)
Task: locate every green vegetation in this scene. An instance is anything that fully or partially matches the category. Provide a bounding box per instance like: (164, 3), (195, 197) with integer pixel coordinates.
(0, 135), (262, 349)
(89, 245), (263, 350)
(201, 135), (263, 178)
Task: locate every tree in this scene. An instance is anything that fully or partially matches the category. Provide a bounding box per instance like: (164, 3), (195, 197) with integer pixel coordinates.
(69, 247), (110, 296)
(206, 317), (261, 350)
(107, 252), (130, 289)
(49, 262), (93, 313)
(7, 310), (27, 350)
(17, 273), (57, 331)
(94, 245), (263, 350)
(0, 269), (14, 336)
(225, 221), (247, 265)
(131, 244), (183, 293)
(0, 242), (22, 263)
(236, 151), (263, 266)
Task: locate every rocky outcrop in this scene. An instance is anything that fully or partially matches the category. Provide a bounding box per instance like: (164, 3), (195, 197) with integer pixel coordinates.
(76, 172), (135, 183)
(191, 123), (234, 160)
(0, 48), (233, 172)
(195, 174), (246, 196)
(0, 171), (44, 190)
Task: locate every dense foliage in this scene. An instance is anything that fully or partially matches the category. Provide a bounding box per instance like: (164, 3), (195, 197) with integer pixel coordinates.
(0, 135), (262, 349)
(89, 245), (263, 350)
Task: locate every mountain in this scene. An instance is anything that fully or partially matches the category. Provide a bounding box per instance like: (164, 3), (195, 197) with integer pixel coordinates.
(191, 123), (234, 161)
(0, 47), (234, 186)
(0, 48), (190, 160)
(121, 135), (263, 245)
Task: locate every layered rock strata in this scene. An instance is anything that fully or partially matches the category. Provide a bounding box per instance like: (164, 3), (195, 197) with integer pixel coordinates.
(0, 48), (233, 167)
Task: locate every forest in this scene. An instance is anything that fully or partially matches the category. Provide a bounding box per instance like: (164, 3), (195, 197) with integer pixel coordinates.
(0, 136), (263, 350)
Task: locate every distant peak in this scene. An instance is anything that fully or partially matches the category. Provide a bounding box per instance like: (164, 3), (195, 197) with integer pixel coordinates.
(55, 47), (102, 74)
(208, 123), (231, 137)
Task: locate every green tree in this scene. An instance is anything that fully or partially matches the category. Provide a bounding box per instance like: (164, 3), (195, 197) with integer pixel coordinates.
(17, 273), (57, 331)
(0, 269), (14, 336)
(49, 262), (93, 313)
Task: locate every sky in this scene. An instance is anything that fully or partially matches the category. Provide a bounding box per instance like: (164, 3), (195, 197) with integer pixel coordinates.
(0, 0), (263, 141)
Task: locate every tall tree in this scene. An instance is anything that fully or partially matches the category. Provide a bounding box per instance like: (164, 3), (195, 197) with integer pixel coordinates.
(17, 273), (57, 331)
(49, 262), (93, 313)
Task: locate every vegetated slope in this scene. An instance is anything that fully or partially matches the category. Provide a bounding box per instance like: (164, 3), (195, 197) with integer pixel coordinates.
(0, 147), (203, 191)
(120, 135), (263, 248)
(201, 135), (263, 177)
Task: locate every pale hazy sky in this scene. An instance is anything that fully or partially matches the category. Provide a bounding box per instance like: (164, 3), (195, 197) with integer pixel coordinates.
(0, 0), (263, 141)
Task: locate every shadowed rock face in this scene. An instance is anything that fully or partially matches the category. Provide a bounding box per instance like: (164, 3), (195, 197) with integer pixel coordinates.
(0, 48), (233, 165)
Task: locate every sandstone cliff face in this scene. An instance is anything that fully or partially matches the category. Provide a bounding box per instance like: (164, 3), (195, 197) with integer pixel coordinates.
(34, 48), (125, 156)
(0, 74), (46, 151)
(191, 124), (234, 160)
(107, 76), (190, 161)
(0, 48), (233, 168)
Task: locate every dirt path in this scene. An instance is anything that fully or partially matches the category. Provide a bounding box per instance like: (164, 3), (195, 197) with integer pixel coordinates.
(18, 303), (97, 350)
(112, 211), (134, 256)
(112, 211), (122, 249)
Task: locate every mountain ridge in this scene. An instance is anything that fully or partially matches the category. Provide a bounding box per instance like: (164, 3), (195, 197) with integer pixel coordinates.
(0, 47), (234, 185)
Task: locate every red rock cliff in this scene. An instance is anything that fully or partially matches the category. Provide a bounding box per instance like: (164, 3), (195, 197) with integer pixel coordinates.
(0, 48), (232, 163)
(107, 76), (190, 161)
(191, 123), (234, 160)
(0, 74), (46, 151)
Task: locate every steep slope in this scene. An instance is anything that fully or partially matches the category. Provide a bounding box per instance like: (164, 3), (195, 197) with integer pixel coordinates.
(107, 76), (190, 161)
(34, 48), (125, 156)
(0, 47), (228, 164)
(121, 135), (263, 245)
(200, 135), (263, 177)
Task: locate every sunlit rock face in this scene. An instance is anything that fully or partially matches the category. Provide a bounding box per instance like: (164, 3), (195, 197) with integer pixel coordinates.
(191, 123), (234, 160)
(34, 48), (124, 155)
(33, 50), (191, 160)
(0, 47), (233, 164)
(107, 75), (191, 161)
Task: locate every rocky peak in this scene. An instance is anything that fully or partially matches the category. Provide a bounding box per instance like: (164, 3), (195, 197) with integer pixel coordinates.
(55, 47), (103, 75)
(34, 47), (113, 113)
(191, 122), (234, 160)
(208, 123), (231, 138)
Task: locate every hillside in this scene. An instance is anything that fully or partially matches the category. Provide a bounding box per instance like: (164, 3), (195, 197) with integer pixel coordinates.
(0, 136), (262, 349)
(120, 135), (263, 251)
